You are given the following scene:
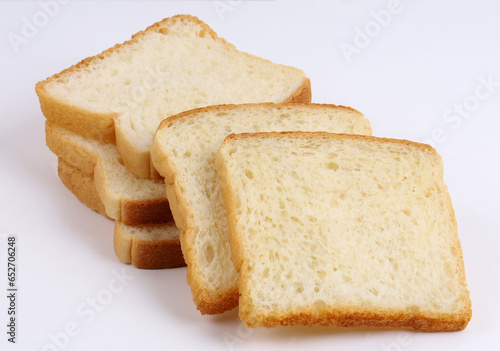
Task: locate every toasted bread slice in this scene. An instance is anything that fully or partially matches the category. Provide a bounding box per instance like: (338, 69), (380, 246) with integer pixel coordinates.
(36, 14), (311, 179)
(215, 132), (471, 331)
(151, 103), (372, 314)
(46, 121), (172, 225)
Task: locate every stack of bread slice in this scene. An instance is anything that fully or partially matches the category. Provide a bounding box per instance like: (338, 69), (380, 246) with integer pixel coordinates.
(45, 121), (184, 269)
(37, 14), (471, 331)
(36, 15), (311, 269)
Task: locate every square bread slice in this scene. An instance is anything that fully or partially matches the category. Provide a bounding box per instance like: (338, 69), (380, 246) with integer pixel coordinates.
(36, 14), (311, 179)
(151, 103), (372, 314)
(57, 158), (184, 269)
(215, 132), (471, 331)
(46, 121), (172, 225)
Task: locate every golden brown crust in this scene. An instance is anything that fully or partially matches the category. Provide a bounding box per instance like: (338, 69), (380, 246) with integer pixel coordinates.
(57, 158), (108, 217)
(113, 222), (186, 269)
(130, 238), (185, 269)
(157, 102), (365, 127)
(217, 131), (471, 331)
(191, 287), (239, 315)
(121, 198), (173, 226)
(220, 130), (439, 157)
(240, 304), (471, 331)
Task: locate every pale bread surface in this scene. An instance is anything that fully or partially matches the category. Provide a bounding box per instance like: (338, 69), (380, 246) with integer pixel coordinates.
(215, 132), (471, 331)
(151, 103), (372, 314)
(36, 14), (311, 178)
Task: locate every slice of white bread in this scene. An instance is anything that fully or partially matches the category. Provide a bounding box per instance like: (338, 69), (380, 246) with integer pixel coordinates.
(151, 103), (372, 314)
(57, 158), (185, 269)
(46, 121), (172, 225)
(215, 132), (472, 331)
(114, 222), (185, 269)
(36, 14), (311, 179)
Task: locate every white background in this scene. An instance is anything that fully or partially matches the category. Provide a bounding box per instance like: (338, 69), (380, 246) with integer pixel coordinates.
(1, 1), (499, 350)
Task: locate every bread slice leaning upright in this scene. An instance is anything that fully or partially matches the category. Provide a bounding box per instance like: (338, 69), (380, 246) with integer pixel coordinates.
(151, 103), (372, 314)
(36, 14), (311, 179)
(215, 132), (472, 331)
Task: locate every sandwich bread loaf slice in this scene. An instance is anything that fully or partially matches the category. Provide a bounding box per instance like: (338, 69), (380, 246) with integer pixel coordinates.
(36, 14), (311, 179)
(151, 103), (372, 314)
(215, 132), (472, 331)
(46, 121), (172, 225)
